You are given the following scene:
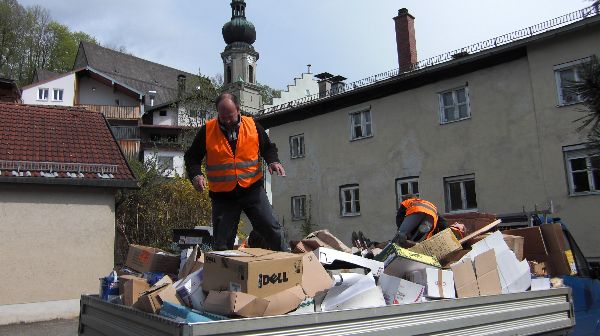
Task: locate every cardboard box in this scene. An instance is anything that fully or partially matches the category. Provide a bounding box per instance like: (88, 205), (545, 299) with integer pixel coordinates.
(451, 259), (479, 298)
(469, 233), (524, 261)
(409, 228), (462, 261)
(314, 247), (384, 276)
(125, 244), (180, 274)
(203, 285), (306, 318)
(174, 269), (205, 310)
(300, 252), (333, 297)
(379, 273), (425, 304)
(540, 224), (574, 276)
(321, 273), (385, 311)
(407, 268), (455, 299)
(474, 250), (501, 296)
(377, 243), (441, 279)
(133, 281), (183, 314)
(202, 248), (303, 298)
(502, 227), (548, 263)
(119, 275), (150, 306)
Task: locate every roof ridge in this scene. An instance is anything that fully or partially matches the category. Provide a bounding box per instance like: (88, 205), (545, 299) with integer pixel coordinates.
(0, 102), (101, 114)
(81, 41), (197, 78)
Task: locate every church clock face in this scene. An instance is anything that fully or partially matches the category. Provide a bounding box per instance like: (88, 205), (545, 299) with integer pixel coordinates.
(246, 55), (255, 64)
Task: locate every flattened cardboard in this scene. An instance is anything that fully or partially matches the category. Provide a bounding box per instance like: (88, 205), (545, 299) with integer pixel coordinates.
(314, 247), (384, 276)
(202, 248), (303, 298)
(540, 224), (573, 276)
(304, 229), (352, 253)
(120, 276), (150, 306)
(301, 252), (333, 297)
(262, 285), (306, 316)
(502, 227), (548, 263)
(410, 228), (462, 261)
(125, 244), (180, 274)
(378, 243), (441, 279)
(379, 273), (425, 304)
(474, 250), (501, 296)
(203, 286), (305, 318)
(321, 274), (385, 311)
(407, 268), (455, 299)
(451, 260), (479, 298)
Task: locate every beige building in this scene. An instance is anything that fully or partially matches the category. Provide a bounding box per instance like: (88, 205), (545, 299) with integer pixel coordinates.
(0, 103), (136, 324)
(257, 6), (600, 261)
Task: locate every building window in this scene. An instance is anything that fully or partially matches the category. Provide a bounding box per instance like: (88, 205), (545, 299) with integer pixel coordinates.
(439, 86), (470, 124)
(564, 144), (600, 195)
(349, 108), (372, 140)
(157, 156), (174, 171)
(37, 88), (48, 101)
(396, 177), (419, 207)
(159, 110), (167, 117)
(291, 195), (306, 220)
(554, 57), (591, 106)
(226, 66), (232, 84)
(289, 134), (305, 159)
(444, 174), (477, 212)
(52, 89), (63, 101)
(340, 184), (360, 217)
(248, 65), (254, 83)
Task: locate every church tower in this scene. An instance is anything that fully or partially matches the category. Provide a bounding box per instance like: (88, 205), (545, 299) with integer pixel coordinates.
(221, 0), (262, 114)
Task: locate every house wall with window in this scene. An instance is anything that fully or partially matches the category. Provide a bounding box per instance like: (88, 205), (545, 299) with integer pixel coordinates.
(143, 150), (185, 177)
(78, 76), (139, 107)
(153, 107), (179, 126)
(21, 73), (75, 106)
(267, 23), (600, 260)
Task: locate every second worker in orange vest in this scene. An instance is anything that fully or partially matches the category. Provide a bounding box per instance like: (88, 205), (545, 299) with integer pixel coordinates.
(184, 93), (287, 251)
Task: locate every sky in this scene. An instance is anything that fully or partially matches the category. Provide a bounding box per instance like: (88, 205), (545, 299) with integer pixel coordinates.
(18, 0), (595, 90)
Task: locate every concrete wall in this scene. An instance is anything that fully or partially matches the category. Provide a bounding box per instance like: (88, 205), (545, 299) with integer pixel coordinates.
(0, 184), (115, 305)
(21, 73), (76, 106)
(268, 25), (600, 260)
(153, 107), (179, 126)
(78, 76), (139, 107)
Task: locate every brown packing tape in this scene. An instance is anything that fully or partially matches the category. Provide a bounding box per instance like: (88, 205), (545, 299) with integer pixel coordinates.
(438, 269), (444, 297)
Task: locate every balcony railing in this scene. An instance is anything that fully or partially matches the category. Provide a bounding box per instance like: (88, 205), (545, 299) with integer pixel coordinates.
(111, 126), (140, 140)
(78, 104), (141, 120)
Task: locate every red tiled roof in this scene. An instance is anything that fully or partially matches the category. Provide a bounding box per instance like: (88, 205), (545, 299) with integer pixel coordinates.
(0, 103), (136, 187)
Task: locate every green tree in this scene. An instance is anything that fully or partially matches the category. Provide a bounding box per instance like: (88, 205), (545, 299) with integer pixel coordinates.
(46, 22), (97, 73)
(256, 82), (281, 106)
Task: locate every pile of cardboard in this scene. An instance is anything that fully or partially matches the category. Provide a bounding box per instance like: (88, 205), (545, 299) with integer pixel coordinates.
(98, 220), (576, 322)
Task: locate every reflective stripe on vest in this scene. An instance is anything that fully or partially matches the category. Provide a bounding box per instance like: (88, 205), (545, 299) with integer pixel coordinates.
(401, 198), (439, 239)
(205, 116), (264, 192)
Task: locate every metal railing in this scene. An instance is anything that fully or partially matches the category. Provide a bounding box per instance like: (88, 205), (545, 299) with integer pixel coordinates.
(0, 160), (118, 173)
(78, 104), (141, 120)
(258, 2), (600, 116)
(111, 126), (140, 140)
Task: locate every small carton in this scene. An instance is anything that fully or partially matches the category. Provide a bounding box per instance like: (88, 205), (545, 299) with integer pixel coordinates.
(409, 228), (462, 261)
(377, 243), (441, 279)
(174, 269), (205, 310)
(378, 273), (425, 304)
(202, 248), (303, 298)
(407, 268), (455, 299)
(118, 275), (150, 306)
(125, 244), (180, 274)
(314, 247), (384, 276)
(133, 280), (183, 314)
(474, 250), (501, 296)
(451, 259), (479, 298)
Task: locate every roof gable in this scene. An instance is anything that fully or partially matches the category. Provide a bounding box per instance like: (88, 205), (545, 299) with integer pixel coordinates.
(0, 103), (137, 188)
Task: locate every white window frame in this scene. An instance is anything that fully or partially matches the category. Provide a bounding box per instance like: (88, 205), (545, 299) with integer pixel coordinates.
(291, 195), (307, 220)
(438, 86), (470, 124)
(444, 174), (478, 213)
(554, 57), (591, 106)
(37, 88), (49, 101)
(52, 88), (64, 102)
(289, 134), (305, 159)
(340, 184), (360, 217)
(395, 177), (419, 208)
(157, 156), (174, 171)
(349, 107), (373, 141)
(564, 144), (600, 195)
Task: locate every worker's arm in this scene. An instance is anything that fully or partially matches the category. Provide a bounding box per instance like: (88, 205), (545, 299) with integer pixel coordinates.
(255, 121), (285, 176)
(395, 205), (407, 229)
(184, 126), (207, 191)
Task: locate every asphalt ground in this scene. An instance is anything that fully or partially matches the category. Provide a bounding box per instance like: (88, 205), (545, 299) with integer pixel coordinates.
(0, 318), (78, 336)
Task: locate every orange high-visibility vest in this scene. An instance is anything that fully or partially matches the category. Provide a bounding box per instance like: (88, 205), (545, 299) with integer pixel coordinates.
(205, 116), (263, 192)
(400, 198), (439, 239)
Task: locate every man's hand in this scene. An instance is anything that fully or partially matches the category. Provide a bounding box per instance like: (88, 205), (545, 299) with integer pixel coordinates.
(192, 175), (207, 192)
(450, 222), (466, 236)
(268, 162), (286, 176)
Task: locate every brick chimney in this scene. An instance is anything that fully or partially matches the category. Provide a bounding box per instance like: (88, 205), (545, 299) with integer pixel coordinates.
(394, 8), (417, 70)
